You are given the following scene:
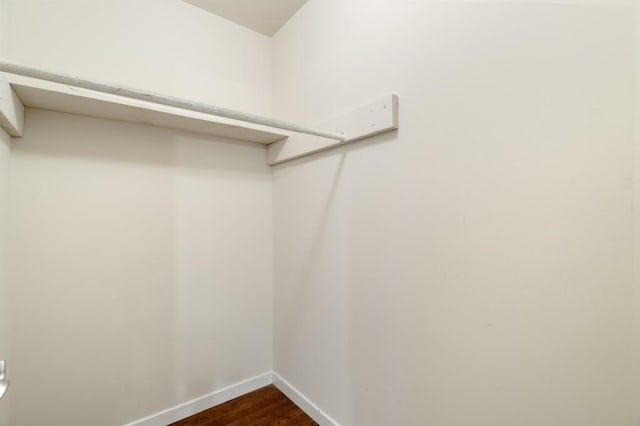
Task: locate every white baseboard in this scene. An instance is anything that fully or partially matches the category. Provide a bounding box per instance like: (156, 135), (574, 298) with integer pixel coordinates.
(272, 372), (340, 426)
(122, 371), (338, 426)
(122, 372), (272, 426)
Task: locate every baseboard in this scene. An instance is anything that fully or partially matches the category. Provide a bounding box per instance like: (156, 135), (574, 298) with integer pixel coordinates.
(272, 372), (340, 426)
(122, 371), (338, 426)
(122, 372), (273, 426)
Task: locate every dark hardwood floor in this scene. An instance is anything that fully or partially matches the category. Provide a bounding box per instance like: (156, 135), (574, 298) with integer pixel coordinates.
(169, 385), (318, 426)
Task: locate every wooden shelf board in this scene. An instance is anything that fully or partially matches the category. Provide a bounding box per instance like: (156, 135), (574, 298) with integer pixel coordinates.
(5, 74), (290, 145)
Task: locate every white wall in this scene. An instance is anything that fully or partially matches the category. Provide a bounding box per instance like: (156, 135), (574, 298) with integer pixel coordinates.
(3, 1), (274, 425)
(0, 128), (10, 426)
(272, 1), (636, 425)
(6, 0), (272, 115)
(0, 0), (8, 57)
(634, 4), (640, 424)
(9, 109), (273, 426)
(0, 0), (10, 422)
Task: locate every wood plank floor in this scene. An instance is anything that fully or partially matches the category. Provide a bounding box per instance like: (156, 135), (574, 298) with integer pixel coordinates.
(169, 385), (318, 426)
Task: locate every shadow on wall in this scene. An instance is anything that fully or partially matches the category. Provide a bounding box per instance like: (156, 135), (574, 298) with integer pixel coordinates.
(276, 151), (346, 356)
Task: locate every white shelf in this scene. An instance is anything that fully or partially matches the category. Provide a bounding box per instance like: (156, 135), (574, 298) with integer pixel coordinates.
(0, 63), (398, 165)
(1, 73), (291, 144)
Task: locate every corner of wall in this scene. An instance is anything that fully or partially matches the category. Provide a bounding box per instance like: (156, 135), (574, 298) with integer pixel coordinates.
(634, 3), (640, 422)
(0, 127), (11, 426)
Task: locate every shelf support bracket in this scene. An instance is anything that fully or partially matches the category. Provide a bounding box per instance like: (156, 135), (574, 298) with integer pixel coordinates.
(267, 94), (398, 165)
(0, 76), (24, 137)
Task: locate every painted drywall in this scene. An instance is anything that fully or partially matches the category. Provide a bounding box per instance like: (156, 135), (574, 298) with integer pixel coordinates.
(0, 128), (10, 426)
(0, 4), (10, 425)
(634, 5), (640, 424)
(8, 109), (273, 426)
(0, 3), (10, 423)
(0, 0), (8, 58)
(2, 1), (274, 424)
(6, 0), (272, 115)
(272, 1), (635, 425)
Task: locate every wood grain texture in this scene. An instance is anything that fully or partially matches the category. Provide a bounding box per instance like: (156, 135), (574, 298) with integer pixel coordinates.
(169, 385), (318, 426)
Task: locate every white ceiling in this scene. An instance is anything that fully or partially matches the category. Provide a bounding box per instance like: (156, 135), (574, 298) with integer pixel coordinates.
(183, 0), (308, 37)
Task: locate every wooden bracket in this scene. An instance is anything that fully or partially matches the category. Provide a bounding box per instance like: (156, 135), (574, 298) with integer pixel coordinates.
(267, 94), (398, 166)
(0, 76), (24, 137)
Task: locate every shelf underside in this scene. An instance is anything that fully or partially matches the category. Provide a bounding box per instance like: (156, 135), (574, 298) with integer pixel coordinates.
(3, 74), (290, 144)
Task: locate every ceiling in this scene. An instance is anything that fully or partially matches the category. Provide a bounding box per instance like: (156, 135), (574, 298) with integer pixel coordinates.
(183, 0), (308, 37)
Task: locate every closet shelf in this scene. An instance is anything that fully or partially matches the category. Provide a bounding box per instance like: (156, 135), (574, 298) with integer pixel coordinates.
(1, 72), (292, 144)
(0, 60), (399, 165)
